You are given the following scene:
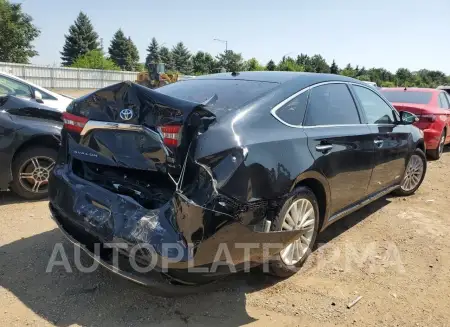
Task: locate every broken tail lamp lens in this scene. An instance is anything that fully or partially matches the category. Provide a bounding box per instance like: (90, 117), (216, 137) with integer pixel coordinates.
(159, 125), (181, 147)
(62, 112), (88, 133)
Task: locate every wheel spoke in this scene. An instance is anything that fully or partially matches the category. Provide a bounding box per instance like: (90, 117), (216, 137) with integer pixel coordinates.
(46, 161), (55, 171)
(31, 181), (42, 193)
(282, 221), (293, 231)
(290, 203), (298, 222)
(20, 172), (33, 179)
(285, 213), (296, 228)
(30, 157), (40, 169)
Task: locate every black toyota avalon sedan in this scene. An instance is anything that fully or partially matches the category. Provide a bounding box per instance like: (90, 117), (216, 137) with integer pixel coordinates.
(49, 72), (426, 290)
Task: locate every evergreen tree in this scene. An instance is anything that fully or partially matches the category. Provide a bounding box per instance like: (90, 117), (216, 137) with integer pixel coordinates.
(172, 42), (192, 74)
(108, 29), (129, 70)
(60, 12), (100, 66)
(159, 46), (174, 71)
(266, 60), (276, 71)
(0, 0), (40, 63)
(145, 37), (160, 66)
(216, 50), (244, 73)
(330, 60), (339, 74)
(192, 51), (216, 74)
(125, 37), (139, 71)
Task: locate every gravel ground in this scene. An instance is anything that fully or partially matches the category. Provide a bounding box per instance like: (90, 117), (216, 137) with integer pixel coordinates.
(1, 151), (450, 326)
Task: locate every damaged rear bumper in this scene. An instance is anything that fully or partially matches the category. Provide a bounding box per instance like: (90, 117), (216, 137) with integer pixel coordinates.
(49, 165), (303, 286)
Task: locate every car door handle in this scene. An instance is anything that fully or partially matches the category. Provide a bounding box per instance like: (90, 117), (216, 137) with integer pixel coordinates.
(315, 144), (333, 152)
(374, 139), (383, 147)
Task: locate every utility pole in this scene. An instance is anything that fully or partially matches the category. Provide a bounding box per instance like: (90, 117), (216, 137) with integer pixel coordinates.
(214, 38), (228, 72)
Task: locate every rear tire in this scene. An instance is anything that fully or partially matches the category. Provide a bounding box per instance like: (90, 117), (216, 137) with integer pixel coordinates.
(427, 129), (446, 160)
(10, 147), (57, 200)
(393, 148), (427, 196)
(269, 187), (320, 278)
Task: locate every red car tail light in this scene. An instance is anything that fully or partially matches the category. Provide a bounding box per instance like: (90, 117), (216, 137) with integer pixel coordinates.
(62, 112), (88, 133)
(418, 114), (436, 123)
(159, 125), (181, 146)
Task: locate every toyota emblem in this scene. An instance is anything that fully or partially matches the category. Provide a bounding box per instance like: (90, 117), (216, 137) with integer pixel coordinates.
(119, 108), (133, 121)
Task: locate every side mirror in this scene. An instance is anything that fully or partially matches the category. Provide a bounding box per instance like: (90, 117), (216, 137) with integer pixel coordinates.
(34, 90), (44, 103)
(399, 111), (418, 125)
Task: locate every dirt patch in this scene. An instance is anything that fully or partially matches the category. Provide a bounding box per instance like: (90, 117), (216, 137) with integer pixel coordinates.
(1, 151), (450, 326)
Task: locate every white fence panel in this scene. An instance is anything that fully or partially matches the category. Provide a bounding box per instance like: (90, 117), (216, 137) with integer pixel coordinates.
(0, 62), (139, 89)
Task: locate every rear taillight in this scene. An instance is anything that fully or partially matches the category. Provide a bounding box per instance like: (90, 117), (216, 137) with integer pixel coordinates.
(62, 112), (88, 133)
(159, 125), (181, 147)
(419, 114), (437, 123)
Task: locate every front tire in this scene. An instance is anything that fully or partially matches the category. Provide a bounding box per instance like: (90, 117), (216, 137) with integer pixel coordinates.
(269, 187), (320, 278)
(10, 147), (57, 200)
(393, 148), (427, 196)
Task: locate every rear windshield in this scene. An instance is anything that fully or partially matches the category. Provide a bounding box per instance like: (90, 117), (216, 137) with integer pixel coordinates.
(381, 90), (433, 104)
(155, 79), (279, 110)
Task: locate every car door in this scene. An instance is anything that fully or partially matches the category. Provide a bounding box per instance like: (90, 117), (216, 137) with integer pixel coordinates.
(351, 84), (410, 194)
(303, 82), (375, 215)
(0, 75), (33, 101)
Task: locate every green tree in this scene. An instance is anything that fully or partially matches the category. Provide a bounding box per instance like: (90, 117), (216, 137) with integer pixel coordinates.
(71, 49), (120, 70)
(171, 42), (192, 74)
(330, 60), (339, 74)
(266, 59), (276, 71)
(125, 37), (140, 71)
(159, 46), (174, 71)
(108, 29), (129, 69)
(60, 12), (100, 66)
(341, 63), (357, 77)
(296, 54), (309, 68)
(278, 56), (303, 71)
(216, 50), (245, 72)
(145, 37), (160, 66)
(246, 57), (265, 71)
(192, 51), (216, 74)
(0, 0), (40, 63)
(395, 68), (412, 86)
(309, 54), (330, 73)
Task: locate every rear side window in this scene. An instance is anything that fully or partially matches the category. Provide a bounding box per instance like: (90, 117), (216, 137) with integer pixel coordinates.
(438, 93), (449, 109)
(273, 90), (309, 126)
(304, 83), (360, 126)
(353, 85), (395, 124)
(156, 79), (279, 110)
(381, 90), (432, 104)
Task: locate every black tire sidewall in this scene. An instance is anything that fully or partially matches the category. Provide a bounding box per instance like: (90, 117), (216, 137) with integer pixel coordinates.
(269, 186), (320, 278)
(10, 146), (58, 200)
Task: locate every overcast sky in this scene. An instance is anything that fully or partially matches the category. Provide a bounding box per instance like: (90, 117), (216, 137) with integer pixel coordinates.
(19, 0), (450, 74)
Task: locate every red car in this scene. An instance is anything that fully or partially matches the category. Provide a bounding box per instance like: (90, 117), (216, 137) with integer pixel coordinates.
(381, 87), (450, 159)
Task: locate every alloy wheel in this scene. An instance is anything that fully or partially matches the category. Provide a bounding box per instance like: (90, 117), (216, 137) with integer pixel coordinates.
(401, 154), (424, 192)
(280, 198), (316, 266)
(18, 156), (55, 194)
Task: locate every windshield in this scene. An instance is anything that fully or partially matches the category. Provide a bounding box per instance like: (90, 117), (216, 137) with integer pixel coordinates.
(381, 90), (433, 104)
(155, 79), (279, 110)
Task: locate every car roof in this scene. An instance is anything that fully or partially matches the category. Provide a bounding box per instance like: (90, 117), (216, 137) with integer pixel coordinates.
(381, 87), (440, 93)
(193, 71), (361, 85)
(0, 71), (63, 99)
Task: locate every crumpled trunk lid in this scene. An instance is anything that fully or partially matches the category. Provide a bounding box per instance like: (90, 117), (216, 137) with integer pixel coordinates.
(65, 81), (215, 173)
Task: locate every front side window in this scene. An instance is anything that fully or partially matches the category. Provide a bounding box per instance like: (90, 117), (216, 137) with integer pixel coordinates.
(0, 76), (32, 98)
(304, 83), (360, 126)
(353, 85), (395, 124)
(273, 90), (309, 126)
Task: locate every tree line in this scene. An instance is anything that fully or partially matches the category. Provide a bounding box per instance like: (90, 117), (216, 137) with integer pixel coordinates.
(1, 2), (449, 88)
